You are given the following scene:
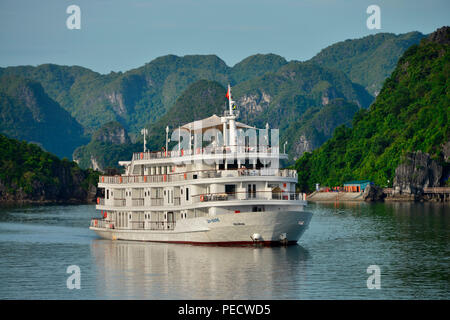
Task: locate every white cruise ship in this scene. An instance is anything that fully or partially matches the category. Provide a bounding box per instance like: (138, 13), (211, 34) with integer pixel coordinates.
(90, 85), (312, 245)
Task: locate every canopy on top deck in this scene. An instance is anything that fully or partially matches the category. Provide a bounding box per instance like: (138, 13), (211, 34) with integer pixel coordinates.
(180, 114), (254, 132)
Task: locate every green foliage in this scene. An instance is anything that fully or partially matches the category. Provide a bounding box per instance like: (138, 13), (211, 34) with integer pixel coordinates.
(295, 32), (450, 191)
(232, 61), (374, 133)
(0, 134), (99, 199)
(0, 55), (231, 135)
(310, 31), (425, 95)
(0, 75), (88, 158)
(144, 80), (228, 151)
(0, 32), (424, 165)
(230, 54), (288, 84)
(282, 99), (360, 159)
(73, 140), (141, 172)
(73, 80), (227, 169)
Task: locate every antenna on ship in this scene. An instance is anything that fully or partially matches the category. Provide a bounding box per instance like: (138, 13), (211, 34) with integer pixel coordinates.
(165, 126), (170, 156)
(140, 128), (148, 152)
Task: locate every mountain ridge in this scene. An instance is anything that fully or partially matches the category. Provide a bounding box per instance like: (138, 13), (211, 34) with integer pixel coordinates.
(0, 75), (88, 158)
(294, 27), (449, 191)
(0, 30), (427, 166)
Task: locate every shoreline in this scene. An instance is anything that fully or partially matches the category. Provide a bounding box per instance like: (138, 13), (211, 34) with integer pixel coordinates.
(306, 191), (365, 202)
(306, 191), (449, 203)
(0, 198), (96, 206)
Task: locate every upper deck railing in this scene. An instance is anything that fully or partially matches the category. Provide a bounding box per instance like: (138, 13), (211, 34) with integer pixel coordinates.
(132, 145), (281, 161)
(99, 168), (297, 185)
(192, 191), (306, 203)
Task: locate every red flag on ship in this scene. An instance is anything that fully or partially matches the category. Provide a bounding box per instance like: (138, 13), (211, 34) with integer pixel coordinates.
(226, 87), (230, 100)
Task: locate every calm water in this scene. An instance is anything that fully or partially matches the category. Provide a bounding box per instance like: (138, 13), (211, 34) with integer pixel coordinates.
(0, 202), (448, 299)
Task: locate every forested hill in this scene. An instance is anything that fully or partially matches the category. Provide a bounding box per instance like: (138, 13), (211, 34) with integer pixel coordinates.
(310, 31), (425, 96)
(294, 26), (449, 191)
(0, 30), (426, 167)
(73, 80), (227, 171)
(0, 134), (99, 203)
(0, 76), (88, 158)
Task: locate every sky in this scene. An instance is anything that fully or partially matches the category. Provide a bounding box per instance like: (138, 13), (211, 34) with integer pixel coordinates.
(0, 0), (449, 74)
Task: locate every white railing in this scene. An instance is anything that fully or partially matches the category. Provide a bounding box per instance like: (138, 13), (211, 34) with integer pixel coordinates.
(99, 169), (297, 185)
(192, 191), (305, 203)
(91, 219), (175, 231)
(113, 199), (126, 207)
(151, 198), (163, 206)
(132, 145), (281, 161)
(131, 198), (144, 206)
(90, 219), (114, 229)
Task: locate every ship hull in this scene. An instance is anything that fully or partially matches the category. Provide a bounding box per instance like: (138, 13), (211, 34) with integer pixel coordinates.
(90, 210), (312, 245)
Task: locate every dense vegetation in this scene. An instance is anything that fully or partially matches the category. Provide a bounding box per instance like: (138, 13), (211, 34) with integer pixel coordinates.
(73, 121), (140, 171)
(0, 134), (99, 202)
(230, 54), (288, 84)
(310, 31), (425, 95)
(0, 76), (88, 158)
(233, 61), (372, 131)
(143, 80), (228, 151)
(0, 31), (426, 169)
(0, 31), (421, 145)
(73, 80), (228, 169)
(294, 28), (449, 191)
(282, 99), (360, 159)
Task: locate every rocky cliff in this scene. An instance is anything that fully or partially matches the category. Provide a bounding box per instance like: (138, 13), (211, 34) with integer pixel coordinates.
(393, 151), (443, 195)
(92, 121), (131, 145)
(73, 121), (138, 172)
(294, 26), (449, 192)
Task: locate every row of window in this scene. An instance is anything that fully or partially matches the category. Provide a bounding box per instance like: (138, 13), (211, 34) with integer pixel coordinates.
(145, 165), (173, 175)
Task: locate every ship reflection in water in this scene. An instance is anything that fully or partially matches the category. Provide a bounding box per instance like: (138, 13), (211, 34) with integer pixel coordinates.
(90, 240), (310, 299)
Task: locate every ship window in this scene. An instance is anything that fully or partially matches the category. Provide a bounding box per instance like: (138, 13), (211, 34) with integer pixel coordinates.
(181, 188), (183, 195)
(164, 190), (166, 196)
(106, 189), (109, 199)
(186, 188), (189, 201)
(225, 184), (236, 194)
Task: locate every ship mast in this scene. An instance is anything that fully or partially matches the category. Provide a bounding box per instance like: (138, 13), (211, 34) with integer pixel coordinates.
(228, 84), (234, 116)
(225, 84), (237, 150)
